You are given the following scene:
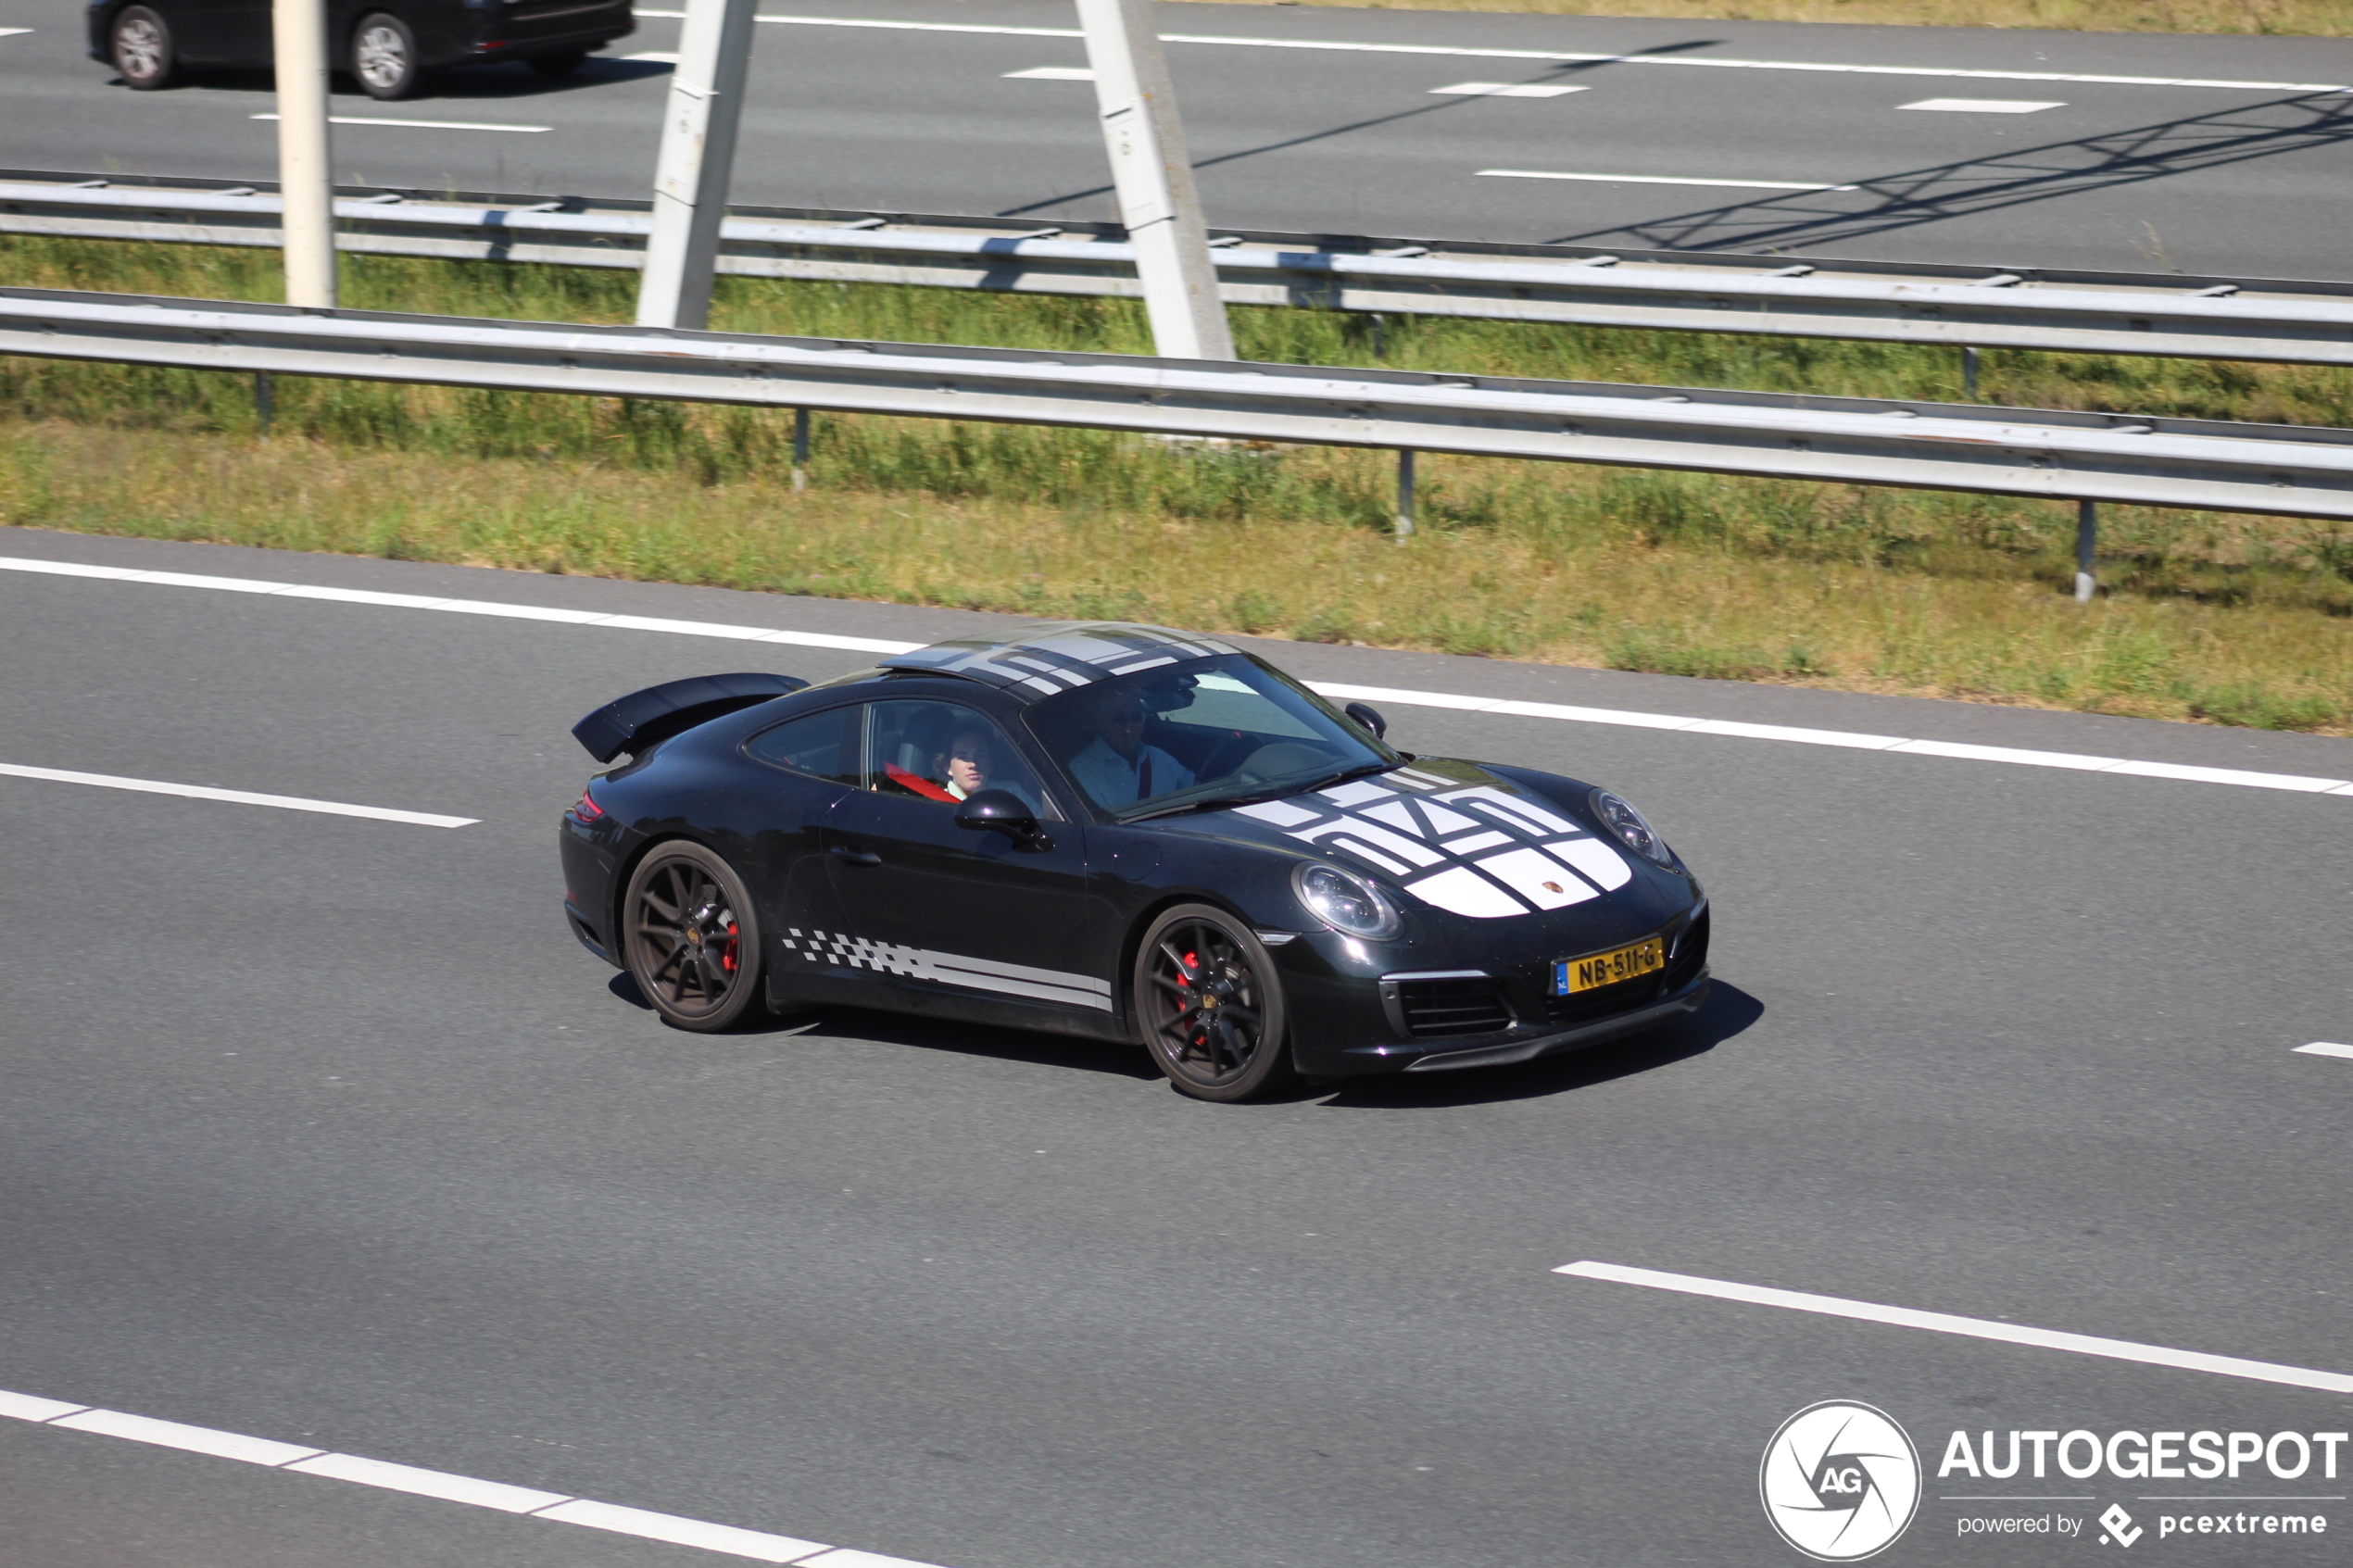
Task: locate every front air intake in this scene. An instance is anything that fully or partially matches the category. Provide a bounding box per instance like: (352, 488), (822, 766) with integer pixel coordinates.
(1392, 977), (1513, 1038)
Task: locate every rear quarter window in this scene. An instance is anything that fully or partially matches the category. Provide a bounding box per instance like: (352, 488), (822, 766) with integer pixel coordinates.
(744, 705), (862, 784)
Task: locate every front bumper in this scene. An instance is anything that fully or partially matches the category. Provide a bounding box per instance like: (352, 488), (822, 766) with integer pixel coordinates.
(1399, 968), (1709, 1071)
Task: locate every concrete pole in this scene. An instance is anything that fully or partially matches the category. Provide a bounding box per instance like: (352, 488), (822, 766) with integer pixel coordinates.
(1393, 448), (1416, 542)
(1076, 0), (1234, 361)
(271, 0), (336, 308)
(636, 0), (760, 330)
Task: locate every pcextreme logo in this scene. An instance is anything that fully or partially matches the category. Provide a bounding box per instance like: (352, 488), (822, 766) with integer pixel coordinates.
(1761, 1400), (1924, 1562)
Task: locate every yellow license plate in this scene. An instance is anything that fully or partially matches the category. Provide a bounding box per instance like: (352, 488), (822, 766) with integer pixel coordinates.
(1554, 937), (1666, 995)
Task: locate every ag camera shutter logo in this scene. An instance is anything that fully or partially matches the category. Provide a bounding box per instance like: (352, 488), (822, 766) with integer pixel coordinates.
(1761, 1400), (1922, 1561)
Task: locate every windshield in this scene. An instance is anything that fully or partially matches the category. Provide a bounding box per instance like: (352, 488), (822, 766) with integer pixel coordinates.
(1026, 653), (1400, 820)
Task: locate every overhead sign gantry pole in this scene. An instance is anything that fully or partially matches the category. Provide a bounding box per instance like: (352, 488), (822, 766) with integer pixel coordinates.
(271, 0), (336, 308)
(1076, 0), (1234, 361)
(636, 0), (760, 330)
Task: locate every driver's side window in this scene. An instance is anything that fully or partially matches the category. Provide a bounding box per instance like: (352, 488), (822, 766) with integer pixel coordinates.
(860, 700), (1053, 817)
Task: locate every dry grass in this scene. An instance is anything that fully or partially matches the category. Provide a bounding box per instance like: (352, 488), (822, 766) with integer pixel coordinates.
(3, 234), (2351, 733)
(1182, 0), (2351, 36)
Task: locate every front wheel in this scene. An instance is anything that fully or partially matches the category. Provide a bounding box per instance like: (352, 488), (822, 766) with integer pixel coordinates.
(351, 13), (422, 99)
(1134, 904), (1295, 1102)
(111, 6), (178, 89)
(623, 842), (765, 1032)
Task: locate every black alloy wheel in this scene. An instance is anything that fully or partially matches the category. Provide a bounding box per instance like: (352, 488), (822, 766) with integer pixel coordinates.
(111, 6), (178, 89)
(1134, 904), (1294, 1102)
(351, 12), (422, 99)
(623, 842), (764, 1031)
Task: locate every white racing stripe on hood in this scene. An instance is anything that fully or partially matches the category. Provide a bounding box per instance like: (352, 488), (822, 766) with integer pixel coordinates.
(1235, 774), (1632, 919)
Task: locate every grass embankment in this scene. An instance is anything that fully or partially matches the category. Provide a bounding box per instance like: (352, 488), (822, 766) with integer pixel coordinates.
(3, 235), (2350, 733)
(1187, 0), (2349, 36)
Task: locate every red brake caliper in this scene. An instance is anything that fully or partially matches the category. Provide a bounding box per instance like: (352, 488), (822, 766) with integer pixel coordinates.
(1182, 950), (1203, 1045)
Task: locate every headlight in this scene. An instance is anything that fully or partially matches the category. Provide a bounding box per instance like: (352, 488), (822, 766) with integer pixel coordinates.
(1292, 861), (1402, 941)
(1591, 789), (1675, 866)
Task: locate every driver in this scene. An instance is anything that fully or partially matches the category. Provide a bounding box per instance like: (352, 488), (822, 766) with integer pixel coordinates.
(935, 721), (1042, 813)
(1066, 689), (1194, 808)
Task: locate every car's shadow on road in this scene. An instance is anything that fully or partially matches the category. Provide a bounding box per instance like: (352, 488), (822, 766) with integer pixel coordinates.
(1293, 981), (1763, 1110)
(608, 971), (1165, 1081)
(165, 56), (671, 103)
(612, 972), (1760, 1103)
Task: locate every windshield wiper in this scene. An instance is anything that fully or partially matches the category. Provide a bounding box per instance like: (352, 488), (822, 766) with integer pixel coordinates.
(1121, 760), (1399, 822)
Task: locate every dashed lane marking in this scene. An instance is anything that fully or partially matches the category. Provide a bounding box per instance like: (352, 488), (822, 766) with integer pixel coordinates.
(2295, 1042), (2353, 1060)
(1430, 81), (1587, 97)
(5, 554), (2347, 800)
(738, 16), (2353, 93)
(1003, 65), (1094, 80)
(1557, 1261), (2353, 1395)
(2, 1387), (941, 1566)
(1478, 169), (1857, 190)
(250, 113), (551, 133)
(1900, 96), (2066, 112)
(0, 762), (477, 828)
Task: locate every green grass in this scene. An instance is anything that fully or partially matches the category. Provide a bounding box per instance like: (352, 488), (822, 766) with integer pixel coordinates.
(4, 233), (2351, 734)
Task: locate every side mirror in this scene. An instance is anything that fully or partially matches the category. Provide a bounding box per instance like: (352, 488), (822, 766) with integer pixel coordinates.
(954, 788), (1046, 844)
(1343, 700), (1388, 741)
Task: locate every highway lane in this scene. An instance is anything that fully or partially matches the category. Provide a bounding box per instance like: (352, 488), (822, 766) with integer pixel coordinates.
(4, 1), (2353, 276)
(2, 527), (2350, 1567)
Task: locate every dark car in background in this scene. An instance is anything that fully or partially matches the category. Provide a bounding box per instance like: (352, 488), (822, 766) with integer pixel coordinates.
(91, 0), (634, 98)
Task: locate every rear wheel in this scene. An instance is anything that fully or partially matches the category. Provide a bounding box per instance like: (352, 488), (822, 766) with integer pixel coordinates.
(1134, 904), (1294, 1102)
(111, 6), (178, 89)
(623, 842), (764, 1032)
(351, 12), (422, 99)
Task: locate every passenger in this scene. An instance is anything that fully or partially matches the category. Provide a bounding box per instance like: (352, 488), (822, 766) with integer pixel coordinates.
(933, 722), (1042, 813)
(1066, 691), (1195, 808)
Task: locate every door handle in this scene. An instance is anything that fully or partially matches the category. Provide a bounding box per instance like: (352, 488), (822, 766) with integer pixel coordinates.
(830, 845), (882, 866)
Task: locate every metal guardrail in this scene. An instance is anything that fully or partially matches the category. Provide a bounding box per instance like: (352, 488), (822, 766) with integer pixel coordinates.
(7, 169), (2353, 367)
(4, 286), (2349, 520)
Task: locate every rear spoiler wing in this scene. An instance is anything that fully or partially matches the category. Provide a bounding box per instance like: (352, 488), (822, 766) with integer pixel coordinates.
(572, 671), (810, 763)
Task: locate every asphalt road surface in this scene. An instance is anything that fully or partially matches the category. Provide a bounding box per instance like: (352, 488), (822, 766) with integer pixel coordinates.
(3, 523), (2349, 1568)
(6, 1), (2353, 276)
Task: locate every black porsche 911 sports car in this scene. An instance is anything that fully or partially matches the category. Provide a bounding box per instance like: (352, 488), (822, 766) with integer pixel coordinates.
(559, 621), (1709, 1101)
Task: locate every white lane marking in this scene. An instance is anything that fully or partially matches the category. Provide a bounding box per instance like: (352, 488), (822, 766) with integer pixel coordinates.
(49, 1409), (326, 1467)
(1901, 96), (2066, 112)
(0, 27), (32, 37)
(6, 555), (2347, 800)
(744, 16), (2352, 93)
(249, 113), (551, 133)
(1557, 1261), (2353, 1395)
(1315, 681), (2353, 794)
(1479, 169), (1860, 191)
(623, 50), (680, 62)
(2295, 1041), (2353, 1060)
(0, 557), (912, 654)
(1003, 65), (1093, 80)
(1431, 81), (1586, 97)
(285, 1452), (570, 1512)
(0, 763), (479, 828)
(2, 1387), (937, 1567)
(537, 1499), (828, 1562)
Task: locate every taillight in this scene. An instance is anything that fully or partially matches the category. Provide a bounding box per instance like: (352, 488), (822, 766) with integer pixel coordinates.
(567, 788), (606, 825)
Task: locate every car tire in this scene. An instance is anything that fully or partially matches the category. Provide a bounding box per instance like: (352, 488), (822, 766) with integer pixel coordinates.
(622, 841), (765, 1032)
(1132, 903), (1296, 1102)
(111, 5), (179, 90)
(350, 12), (422, 99)
(528, 50), (587, 78)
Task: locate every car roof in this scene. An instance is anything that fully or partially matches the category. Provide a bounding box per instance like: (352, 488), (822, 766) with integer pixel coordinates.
(876, 621), (1244, 703)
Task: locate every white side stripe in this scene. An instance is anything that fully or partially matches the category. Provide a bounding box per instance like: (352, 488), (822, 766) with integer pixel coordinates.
(0, 763), (478, 828)
(8, 555), (2346, 799)
(1556, 1261), (2353, 1395)
(3, 1387), (948, 1567)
